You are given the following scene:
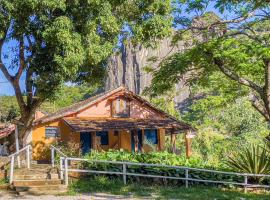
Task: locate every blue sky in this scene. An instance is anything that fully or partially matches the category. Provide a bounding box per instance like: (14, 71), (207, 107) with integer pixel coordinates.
(0, 38), (25, 96)
(0, 2), (232, 96)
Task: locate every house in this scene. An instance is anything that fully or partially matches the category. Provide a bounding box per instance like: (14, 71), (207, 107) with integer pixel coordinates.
(29, 86), (195, 160)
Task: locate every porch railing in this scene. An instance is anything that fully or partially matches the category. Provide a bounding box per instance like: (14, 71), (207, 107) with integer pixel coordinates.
(9, 145), (31, 184)
(50, 146), (270, 193)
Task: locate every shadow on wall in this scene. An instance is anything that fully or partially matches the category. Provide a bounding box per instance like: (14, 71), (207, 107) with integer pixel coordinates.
(32, 138), (54, 161)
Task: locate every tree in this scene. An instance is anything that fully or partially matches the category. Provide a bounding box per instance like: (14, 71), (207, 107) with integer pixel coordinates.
(0, 0), (172, 141)
(146, 1), (270, 136)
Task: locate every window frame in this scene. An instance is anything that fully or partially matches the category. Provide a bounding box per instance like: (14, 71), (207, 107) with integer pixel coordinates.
(111, 97), (130, 118)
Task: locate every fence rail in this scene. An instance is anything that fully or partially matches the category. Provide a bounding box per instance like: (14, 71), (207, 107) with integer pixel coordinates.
(50, 146), (270, 193)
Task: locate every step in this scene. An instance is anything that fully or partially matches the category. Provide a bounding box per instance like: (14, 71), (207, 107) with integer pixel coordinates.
(13, 173), (59, 180)
(13, 179), (62, 187)
(15, 185), (67, 195)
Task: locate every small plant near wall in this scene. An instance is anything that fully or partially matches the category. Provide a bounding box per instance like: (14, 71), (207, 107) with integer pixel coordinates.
(53, 140), (81, 157)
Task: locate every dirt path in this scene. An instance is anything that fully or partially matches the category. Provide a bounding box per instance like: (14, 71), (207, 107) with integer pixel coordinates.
(0, 190), (153, 200)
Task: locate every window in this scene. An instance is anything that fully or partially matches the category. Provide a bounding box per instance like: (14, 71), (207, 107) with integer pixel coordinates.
(45, 127), (59, 138)
(96, 131), (109, 145)
(111, 98), (130, 117)
(144, 129), (158, 144)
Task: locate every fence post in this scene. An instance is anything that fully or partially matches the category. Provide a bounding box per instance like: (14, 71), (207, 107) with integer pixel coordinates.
(60, 157), (64, 180)
(185, 169), (189, 188)
(9, 155), (15, 184)
(244, 175), (248, 193)
(64, 158), (68, 186)
(26, 145), (30, 169)
(51, 147), (55, 168)
(123, 163), (127, 185)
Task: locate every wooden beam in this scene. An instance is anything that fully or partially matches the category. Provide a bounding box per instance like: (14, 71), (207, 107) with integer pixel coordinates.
(92, 132), (97, 150)
(171, 129), (176, 154)
(133, 130), (139, 152)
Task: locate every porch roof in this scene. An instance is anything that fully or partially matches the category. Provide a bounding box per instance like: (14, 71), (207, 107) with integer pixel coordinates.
(63, 117), (194, 133)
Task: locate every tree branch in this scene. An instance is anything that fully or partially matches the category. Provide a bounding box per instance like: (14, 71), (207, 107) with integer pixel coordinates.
(213, 57), (263, 95)
(0, 34), (14, 83)
(14, 36), (26, 82)
(249, 93), (270, 121)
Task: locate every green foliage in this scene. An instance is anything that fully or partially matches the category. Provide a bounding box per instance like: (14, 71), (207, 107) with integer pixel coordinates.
(82, 150), (253, 187)
(0, 0), (172, 109)
(184, 96), (268, 136)
(149, 95), (181, 119)
(227, 145), (270, 176)
(0, 96), (20, 122)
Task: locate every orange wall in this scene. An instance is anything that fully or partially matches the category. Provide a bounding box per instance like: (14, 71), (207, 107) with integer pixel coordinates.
(72, 97), (164, 120)
(130, 100), (163, 119)
(32, 120), (77, 160)
(76, 99), (111, 118)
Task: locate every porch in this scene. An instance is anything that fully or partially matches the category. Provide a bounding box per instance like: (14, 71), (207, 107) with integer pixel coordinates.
(64, 117), (195, 156)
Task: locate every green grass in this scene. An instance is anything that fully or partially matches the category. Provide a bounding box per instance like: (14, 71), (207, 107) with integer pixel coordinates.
(68, 176), (270, 200)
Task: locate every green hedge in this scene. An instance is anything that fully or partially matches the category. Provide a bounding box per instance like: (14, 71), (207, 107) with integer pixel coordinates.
(80, 150), (269, 186)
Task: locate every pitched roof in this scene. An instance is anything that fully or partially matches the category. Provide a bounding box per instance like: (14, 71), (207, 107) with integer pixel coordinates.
(64, 117), (192, 132)
(34, 86), (195, 131)
(34, 87), (125, 125)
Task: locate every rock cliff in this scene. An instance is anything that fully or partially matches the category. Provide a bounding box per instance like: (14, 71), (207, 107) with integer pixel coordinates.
(105, 38), (191, 105)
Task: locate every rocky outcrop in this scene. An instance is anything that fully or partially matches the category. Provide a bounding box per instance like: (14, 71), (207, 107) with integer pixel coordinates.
(105, 38), (190, 104)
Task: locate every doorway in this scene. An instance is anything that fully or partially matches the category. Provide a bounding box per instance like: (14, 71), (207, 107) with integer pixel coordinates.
(131, 130), (143, 152)
(80, 132), (92, 155)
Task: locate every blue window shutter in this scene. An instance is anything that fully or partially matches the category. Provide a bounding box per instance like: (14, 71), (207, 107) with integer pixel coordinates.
(96, 131), (109, 145)
(145, 129), (158, 144)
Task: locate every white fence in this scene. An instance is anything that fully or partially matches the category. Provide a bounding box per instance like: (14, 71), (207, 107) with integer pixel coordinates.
(9, 145), (31, 184)
(50, 146), (270, 193)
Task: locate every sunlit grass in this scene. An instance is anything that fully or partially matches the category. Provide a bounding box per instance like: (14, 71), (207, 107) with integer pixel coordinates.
(68, 176), (270, 200)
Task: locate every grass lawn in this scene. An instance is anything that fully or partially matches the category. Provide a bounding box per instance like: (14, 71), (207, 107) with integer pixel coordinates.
(68, 176), (270, 200)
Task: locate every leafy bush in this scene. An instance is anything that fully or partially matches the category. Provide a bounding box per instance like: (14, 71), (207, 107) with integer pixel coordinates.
(78, 150), (247, 186)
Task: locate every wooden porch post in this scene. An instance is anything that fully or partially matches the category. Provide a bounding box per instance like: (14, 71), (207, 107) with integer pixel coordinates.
(133, 130), (139, 152)
(171, 129), (176, 154)
(92, 132), (97, 150)
(185, 131), (193, 158)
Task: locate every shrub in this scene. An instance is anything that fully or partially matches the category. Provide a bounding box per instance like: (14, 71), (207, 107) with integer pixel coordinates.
(227, 145), (270, 175)
(79, 150), (244, 186)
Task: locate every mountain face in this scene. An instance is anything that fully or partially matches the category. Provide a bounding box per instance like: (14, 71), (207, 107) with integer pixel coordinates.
(105, 38), (191, 105)
(105, 13), (224, 109)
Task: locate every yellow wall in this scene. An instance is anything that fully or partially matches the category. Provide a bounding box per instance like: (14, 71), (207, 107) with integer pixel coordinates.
(32, 120), (76, 160)
(119, 130), (131, 151)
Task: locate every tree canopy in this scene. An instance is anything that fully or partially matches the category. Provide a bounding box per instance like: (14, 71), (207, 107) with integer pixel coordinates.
(147, 0), (270, 129)
(0, 0), (172, 136)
